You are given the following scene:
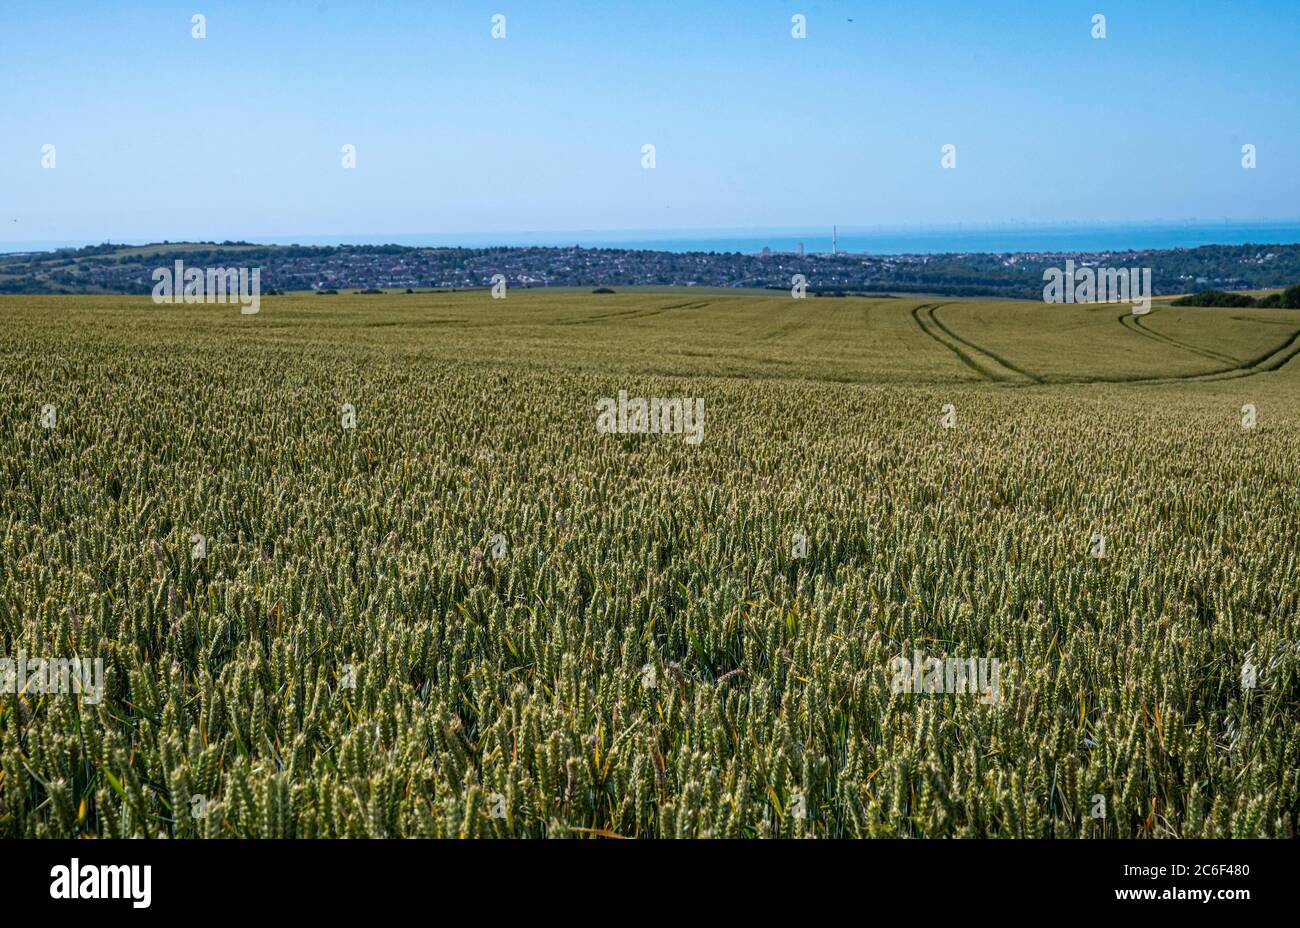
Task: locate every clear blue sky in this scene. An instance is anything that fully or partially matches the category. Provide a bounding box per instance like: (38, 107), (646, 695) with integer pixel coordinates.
(2, 0), (1297, 244)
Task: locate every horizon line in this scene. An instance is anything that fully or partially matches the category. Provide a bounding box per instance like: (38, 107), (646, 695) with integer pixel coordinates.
(7, 218), (1300, 257)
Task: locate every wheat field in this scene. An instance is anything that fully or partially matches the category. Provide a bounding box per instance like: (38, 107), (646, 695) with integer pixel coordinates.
(1, 289), (1297, 838)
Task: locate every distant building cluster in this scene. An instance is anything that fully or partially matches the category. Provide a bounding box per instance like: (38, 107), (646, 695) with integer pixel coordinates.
(1, 241), (1296, 299)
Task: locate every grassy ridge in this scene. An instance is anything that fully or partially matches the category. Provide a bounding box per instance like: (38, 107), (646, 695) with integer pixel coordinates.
(1, 291), (1298, 837)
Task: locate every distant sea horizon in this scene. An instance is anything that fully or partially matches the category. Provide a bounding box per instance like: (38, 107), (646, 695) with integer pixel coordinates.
(5, 220), (1300, 257)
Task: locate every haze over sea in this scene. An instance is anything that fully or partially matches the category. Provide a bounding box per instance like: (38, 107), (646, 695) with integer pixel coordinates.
(5, 221), (1300, 258)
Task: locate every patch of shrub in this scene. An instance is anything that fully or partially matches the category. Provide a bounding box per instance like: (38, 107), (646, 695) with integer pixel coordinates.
(1172, 284), (1300, 309)
(1172, 290), (1256, 308)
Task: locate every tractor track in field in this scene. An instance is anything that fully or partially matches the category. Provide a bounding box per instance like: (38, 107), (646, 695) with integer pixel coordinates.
(1118, 311), (1238, 364)
(757, 316), (806, 342)
(548, 300), (711, 326)
(1109, 310), (1300, 384)
(930, 304), (1044, 383)
(1049, 321), (1300, 385)
(1231, 315), (1297, 326)
(1191, 325), (1300, 379)
(911, 302), (1039, 383)
(913, 300), (1300, 387)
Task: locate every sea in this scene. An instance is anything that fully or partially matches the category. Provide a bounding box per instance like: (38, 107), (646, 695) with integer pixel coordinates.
(5, 221), (1300, 257)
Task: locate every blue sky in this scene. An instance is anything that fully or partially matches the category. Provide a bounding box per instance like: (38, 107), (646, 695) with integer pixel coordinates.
(1, 0), (1297, 244)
